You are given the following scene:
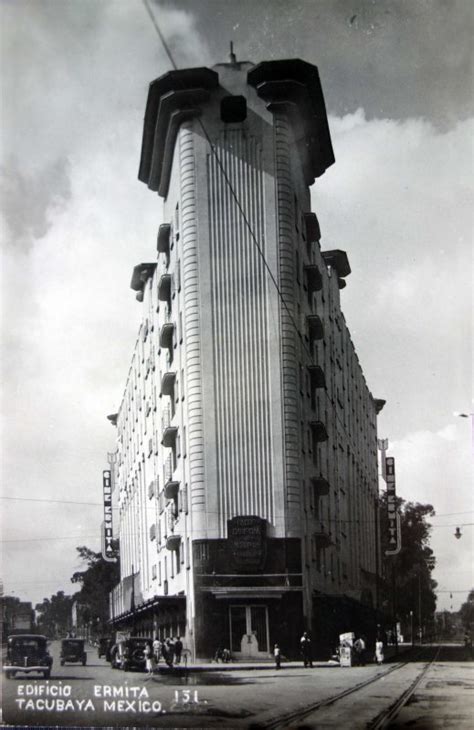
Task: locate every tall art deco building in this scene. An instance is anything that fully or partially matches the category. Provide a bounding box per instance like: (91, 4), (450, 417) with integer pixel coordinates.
(107, 54), (385, 659)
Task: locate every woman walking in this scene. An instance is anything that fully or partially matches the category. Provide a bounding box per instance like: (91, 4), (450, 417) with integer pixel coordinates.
(144, 641), (154, 678)
(375, 639), (384, 665)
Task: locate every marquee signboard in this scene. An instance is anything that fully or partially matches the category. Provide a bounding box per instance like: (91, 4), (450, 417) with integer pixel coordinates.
(228, 515), (267, 572)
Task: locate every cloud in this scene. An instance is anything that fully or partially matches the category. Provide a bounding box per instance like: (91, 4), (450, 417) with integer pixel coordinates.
(1, 157), (71, 250)
(389, 422), (473, 610)
(1, 0), (211, 606)
(313, 110), (473, 439)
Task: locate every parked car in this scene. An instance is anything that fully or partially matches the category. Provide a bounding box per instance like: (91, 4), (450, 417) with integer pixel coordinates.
(3, 634), (53, 679)
(98, 637), (114, 661)
(110, 637), (151, 671)
(60, 638), (87, 666)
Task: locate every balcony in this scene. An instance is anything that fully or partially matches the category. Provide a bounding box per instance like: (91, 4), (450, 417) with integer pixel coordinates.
(164, 479), (179, 500)
(304, 264), (322, 293)
(159, 318), (175, 349)
(161, 370), (176, 396)
(161, 406), (178, 447)
(309, 420), (328, 443)
(157, 223), (171, 254)
(307, 314), (324, 342)
(304, 212), (321, 243)
(166, 534), (181, 552)
(157, 273), (172, 303)
(307, 364), (326, 389)
(321, 249), (351, 289)
(130, 262), (157, 303)
(311, 476), (330, 497)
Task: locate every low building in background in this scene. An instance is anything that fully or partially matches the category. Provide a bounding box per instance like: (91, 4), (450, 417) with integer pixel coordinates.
(107, 54), (385, 659)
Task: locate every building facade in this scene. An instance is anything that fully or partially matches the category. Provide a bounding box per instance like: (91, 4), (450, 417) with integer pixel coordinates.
(108, 57), (384, 659)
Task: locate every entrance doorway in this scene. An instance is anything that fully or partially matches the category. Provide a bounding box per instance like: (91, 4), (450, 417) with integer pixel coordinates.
(229, 605), (269, 657)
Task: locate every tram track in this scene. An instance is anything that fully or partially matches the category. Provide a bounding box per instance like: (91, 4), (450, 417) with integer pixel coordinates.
(254, 645), (440, 730)
(367, 644), (441, 729)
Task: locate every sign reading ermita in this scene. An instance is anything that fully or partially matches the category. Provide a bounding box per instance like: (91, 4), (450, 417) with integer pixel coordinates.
(228, 516), (267, 572)
(102, 470), (116, 561)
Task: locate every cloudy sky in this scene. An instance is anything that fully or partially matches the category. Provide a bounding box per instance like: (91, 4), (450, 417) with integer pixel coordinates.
(1, 0), (472, 613)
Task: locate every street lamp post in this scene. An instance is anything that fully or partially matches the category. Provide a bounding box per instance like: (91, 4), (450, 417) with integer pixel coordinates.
(410, 610), (414, 647)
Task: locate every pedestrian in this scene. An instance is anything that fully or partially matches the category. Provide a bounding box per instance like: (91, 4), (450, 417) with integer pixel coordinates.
(375, 639), (384, 665)
(214, 647), (223, 663)
(174, 636), (183, 665)
(222, 648), (231, 663)
(274, 643), (281, 670)
(152, 635), (162, 665)
(162, 638), (173, 667)
(144, 641), (154, 677)
(300, 632), (313, 668)
(353, 636), (366, 666)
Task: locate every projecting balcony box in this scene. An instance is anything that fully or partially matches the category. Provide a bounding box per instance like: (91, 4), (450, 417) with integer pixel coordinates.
(307, 364), (326, 389)
(157, 272), (172, 303)
(374, 398), (386, 415)
(130, 263), (157, 302)
(304, 212), (321, 243)
(309, 420), (328, 442)
(164, 479), (179, 501)
(161, 370), (176, 396)
(157, 223), (171, 254)
(161, 407), (178, 448)
(166, 534), (181, 552)
(311, 476), (330, 497)
(159, 320), (175, 349)
(321, 250), (351, 290)
(313, 530), (332, 548)
(307, 314), (324, 342)
(304, 264), (323, 293)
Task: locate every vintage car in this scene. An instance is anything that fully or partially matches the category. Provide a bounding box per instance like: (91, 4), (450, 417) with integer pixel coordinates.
(110, 637), (151, 671)
(60, 638), (87, 666)
(4, 634), (53, 679)
(97, 636), (114, 661)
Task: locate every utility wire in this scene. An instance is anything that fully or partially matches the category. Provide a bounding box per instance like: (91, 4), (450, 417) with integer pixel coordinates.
(142, 0), (177, 70)
(3, 519), (472, 544)
(141, 0), (313, 363)
(1, 496), (118, 507)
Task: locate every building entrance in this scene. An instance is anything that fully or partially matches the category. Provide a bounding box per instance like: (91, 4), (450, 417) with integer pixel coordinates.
(229, 605), (269, 657)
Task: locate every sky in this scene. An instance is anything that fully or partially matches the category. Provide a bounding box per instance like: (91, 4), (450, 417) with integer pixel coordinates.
(1, 0), (472, 614)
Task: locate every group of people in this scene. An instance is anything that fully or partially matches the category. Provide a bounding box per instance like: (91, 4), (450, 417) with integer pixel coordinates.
(273, 631), (386, 669)
(144, 636), (184, 676)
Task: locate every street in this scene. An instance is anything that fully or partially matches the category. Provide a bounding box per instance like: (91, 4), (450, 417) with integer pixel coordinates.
(2, 642), (473, 727)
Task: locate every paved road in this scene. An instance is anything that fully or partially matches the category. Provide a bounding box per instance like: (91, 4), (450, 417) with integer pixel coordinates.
(2, 642), (472, 727)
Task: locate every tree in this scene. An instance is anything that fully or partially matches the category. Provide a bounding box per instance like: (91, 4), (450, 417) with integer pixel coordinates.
(379, 496), (437, 638)
(71, 543), (120, 635)
(459, 589), (474, 631)
(35, 591), (74, 638)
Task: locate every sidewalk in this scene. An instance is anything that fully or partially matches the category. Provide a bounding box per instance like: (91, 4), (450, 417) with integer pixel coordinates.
(155, 645), (413, 673)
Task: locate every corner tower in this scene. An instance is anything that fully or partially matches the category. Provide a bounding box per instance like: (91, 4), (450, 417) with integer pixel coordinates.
(110, 56), (381, 660)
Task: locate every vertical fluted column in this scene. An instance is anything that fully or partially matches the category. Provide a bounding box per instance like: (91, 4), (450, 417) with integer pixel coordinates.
(274, 112), (301, 532)
(180, 123), (206, 528)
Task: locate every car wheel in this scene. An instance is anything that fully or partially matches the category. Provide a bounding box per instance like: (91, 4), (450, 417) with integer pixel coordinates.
(123, 661), (129, 672)
(60, 660), (65, 666)
(43, 670), (51, 679)
(5, 671), (11, 679)
(82, 657), (87, 666)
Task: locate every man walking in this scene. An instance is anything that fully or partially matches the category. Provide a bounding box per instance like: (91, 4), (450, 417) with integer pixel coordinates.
(300, 632), (313, 668)
(174, 636), (183, 665)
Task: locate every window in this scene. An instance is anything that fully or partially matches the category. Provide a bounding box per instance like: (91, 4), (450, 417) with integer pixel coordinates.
(220, 95), (247, 123)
